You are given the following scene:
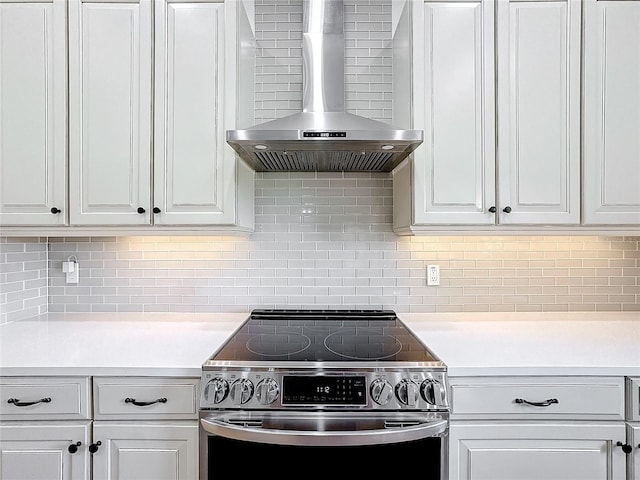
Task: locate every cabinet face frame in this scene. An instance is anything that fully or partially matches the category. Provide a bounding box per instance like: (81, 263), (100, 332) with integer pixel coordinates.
(582, 0), (640, 225)
(0, 0), (68, 226)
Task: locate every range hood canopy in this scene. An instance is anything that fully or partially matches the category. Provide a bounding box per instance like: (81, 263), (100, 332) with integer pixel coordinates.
(226, 0), (423, 172)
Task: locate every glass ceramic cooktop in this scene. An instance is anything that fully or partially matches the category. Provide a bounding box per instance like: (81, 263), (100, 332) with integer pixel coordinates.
(210, 309), (439, 363)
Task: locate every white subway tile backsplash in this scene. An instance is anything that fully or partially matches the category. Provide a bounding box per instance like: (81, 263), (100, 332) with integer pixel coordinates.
(0, 238), (47, 323)
(34, 171), (640, 314)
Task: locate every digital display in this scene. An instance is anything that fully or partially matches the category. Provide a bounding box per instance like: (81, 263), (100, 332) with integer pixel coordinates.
(303, 131), (347, 138)
(282, 376), (367, 405)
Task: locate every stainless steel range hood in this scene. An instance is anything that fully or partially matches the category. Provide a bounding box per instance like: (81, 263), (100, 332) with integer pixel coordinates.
(226, 0), (423, 172)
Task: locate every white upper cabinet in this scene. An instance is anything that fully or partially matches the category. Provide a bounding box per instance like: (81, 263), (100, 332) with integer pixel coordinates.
(0, 0), (67, 226)
(394, 0), (496, 227)
(583, 0), (640, 225)
(154, 0), (242, 226)
(496, 0), (581, 225)
(67, 0), (254, 229)
(68, 0), (153, 226)
(393, 0), (581, 232)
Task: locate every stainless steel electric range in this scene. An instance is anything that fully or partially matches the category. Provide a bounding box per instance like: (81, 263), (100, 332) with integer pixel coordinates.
(199, 309), (449, 480)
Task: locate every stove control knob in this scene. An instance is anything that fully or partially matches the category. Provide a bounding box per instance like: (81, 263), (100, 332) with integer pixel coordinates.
(204, 378), (229, 404)
(370, 378), (393, 406)
(230, 378), (254, 405)
(255, 378), (280, 405)
(395, 379), (419, 407)
(420, 379), (445, 406)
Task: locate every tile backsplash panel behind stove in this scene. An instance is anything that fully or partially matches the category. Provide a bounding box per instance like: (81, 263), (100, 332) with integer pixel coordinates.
(42, 172), (640, 314)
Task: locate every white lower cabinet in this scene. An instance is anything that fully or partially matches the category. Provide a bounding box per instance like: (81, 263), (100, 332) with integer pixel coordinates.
(91, 376), (200, 480)
(91, 422), (198, 480)
(450, 422), (627, 480)
(0, 377), (92, 480)
(0, 376), (199, 480)
(0, 423), (91, 480)
(448, 376), (629, 480)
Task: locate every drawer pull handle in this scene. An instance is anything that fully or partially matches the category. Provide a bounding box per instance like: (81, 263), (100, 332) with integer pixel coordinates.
(7, 397), (51, 407)
(89, 441), (101, 454)
(125, 397), (167, 407)
(617, 442), (632, 454)
(68, 442), (82, 454)
(514, 398), (558, 407)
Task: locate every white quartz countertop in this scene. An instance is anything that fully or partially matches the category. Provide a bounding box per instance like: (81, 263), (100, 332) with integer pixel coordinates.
(1, 312), (639, 377)
(399, 312), (640, 377)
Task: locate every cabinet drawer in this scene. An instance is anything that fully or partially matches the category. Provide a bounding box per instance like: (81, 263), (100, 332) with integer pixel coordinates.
(93, 377), (199, 420)
(0, 377), (91, 420)
(450, 377), (625, 420)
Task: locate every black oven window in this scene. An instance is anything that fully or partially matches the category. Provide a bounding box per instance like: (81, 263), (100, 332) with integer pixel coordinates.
(207, 436), (442, 479)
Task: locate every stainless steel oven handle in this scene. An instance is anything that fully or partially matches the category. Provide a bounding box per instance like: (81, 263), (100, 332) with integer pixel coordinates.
(201, 414), (448, 447)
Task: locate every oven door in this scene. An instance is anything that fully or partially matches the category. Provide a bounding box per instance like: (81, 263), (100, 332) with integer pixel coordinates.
(200, 411), (448, 479)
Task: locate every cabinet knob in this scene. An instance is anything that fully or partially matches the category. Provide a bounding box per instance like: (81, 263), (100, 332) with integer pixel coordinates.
(89, 441), (102, 454)
(137, 207), (146, 214)
(50, 207), (61, 214)
(616, 442), (632, 454)
(488, 206), (497, 213)
(68, 442), (81, 454)
(153, 207), (161, 214)
(503, 206), (512, 213)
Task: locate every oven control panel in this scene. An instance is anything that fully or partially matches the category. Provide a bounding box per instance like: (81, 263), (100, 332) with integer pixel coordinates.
(200, 369), (449, 411)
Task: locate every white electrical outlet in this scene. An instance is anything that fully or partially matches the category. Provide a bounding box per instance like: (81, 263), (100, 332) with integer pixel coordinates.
(63, 258), (79, 284)
(427, 265), (440, 286)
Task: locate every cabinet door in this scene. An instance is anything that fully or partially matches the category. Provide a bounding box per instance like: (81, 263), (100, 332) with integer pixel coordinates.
(68, 0), (152, 225)
(91, 422), (198, 480)
(496, 0), (581, 225)
(0, 422), (90, 480)
(410, 0), (496, 225)
(583, 0), (640, 225)
(0, 0), (67, 226)
(449, 422), (627, 480)
(154, 0), (237, 225)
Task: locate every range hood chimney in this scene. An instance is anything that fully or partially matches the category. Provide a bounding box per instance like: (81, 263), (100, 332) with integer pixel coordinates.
(226, 0), (423, 172)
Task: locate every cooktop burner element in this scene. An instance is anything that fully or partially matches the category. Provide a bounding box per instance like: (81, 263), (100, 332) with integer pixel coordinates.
(201, 309), (448, 412)
(324, 329), (402, 360)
